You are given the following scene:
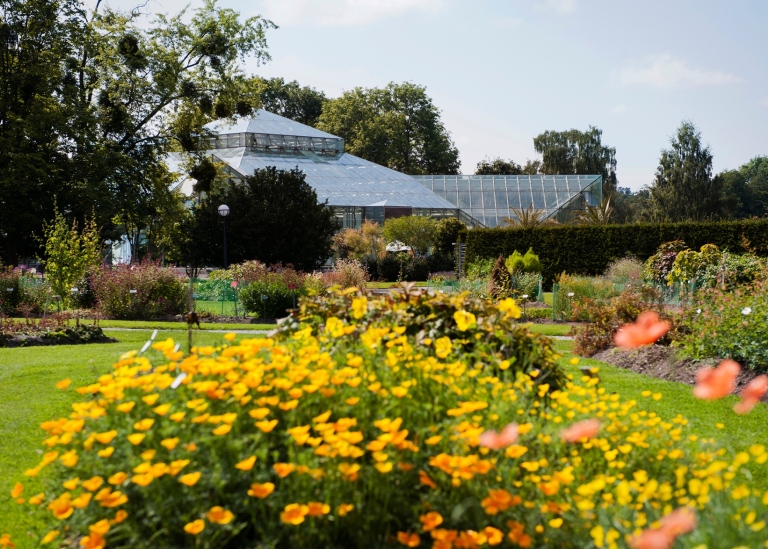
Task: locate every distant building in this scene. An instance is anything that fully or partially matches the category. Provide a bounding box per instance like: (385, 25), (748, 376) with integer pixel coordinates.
(168, 110), (601, 229)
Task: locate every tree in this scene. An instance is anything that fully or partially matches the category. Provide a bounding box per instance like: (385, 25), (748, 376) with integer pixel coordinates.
(501, 205), (557, 228)
(475, 157), (523, 175)
(174, 167), (337, 271)
(533, 126), (617, 196)
(382, 216), (439, 257)
(649, 121), (721, 222)
(42, 207), (101, 306)
(434, 217), (466, 256)
(256, 77), (327, 126)
(332, 221), (386, 261)
(739, 156), (768, 218)
(317, 82), (460, 175)
(574, 197), (613, 224)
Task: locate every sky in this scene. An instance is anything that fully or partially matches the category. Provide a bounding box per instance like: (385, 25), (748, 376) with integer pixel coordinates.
(120, 0), (767, 191)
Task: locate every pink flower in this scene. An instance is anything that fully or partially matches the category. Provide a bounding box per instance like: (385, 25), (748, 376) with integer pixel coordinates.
(560, 418), (600, 443)
(693, 359), (740, 400)
(614, 311), (671, 349)
(478, 423), (519, 449)
(734, 375), (768, 414)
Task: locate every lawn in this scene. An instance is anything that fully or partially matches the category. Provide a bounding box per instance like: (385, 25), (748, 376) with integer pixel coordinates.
(98, 319), (275, 331)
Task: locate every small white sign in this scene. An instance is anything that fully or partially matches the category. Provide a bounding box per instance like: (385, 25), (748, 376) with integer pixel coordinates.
(129, 289), (138, 294)
(6, 288), (12, 292)
(173, 343), (181, 354)
(140, 341), (151, 354)
(71, 288), (78, 293)
(170, 372), (187, 389)
(151, 329), (158, 341)
(261, 295), (268, 300)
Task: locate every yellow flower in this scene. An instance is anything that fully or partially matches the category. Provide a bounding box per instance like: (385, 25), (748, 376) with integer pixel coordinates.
(549, 518), (563, 528)
(142, 394), (160, 405)
(131, 474), (153, 487)
(453, 310), (476, 331)
(153, 404), (171, 416)
(81, 477), (104, 492)
(133, 418), (154, 431)
(235, 456), (257, 471)
(434, 336), (452, 358)
(206, 506), (234, 525)
(127, 433), (145, 445)
(497, 298), (522, 318)
(89, 519), (110, 535)
(111, 510), (128, 524)
(41, 530), (59, 544)
(60, 450), (78, 467)
(255, 419), (278, 433)
(169, 412), (186, 422)
(212, 424), (232, 436)
(161, 438), (180, 450)
(224, 332), (236, 342)
(28, 492), (45, 505)
(351, 297), (368, 319)
(280, 503), (309, 525)
(94, 431), (117, 445)
(98, 447), (114, 458)
(247, 482), (275, 499)
(108, 472), (128, 485)
(116, 401), (135, 413)
(184, 520), (205, 535)
(179, 472), (201, 486)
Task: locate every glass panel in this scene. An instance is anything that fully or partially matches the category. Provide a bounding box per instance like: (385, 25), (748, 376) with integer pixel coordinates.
(495, 188), (508, 209)
(470, 189), (482, 209)
(482, 191), (496, 209)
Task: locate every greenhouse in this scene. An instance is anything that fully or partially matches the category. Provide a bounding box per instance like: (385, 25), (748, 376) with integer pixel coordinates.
(170, 110), (601, 229)
(411, 174), (603, 228)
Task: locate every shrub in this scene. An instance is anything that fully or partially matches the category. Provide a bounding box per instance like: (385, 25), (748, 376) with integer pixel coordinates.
(604, 256), (643, 286)
(699, 253), (766, 290)
(466, 257), (494, 280)
(553, 274), (619, 321)
(487, 255), (512, 299)
(22, 291), (768, 548)
(91, 262), (187, 320)
(667, 244), (721, 285)
(572, 287), (672, 356)
(643, 240), (689, 285)
(505, 250), (525, 274)
(463, 218), (768, 284)
(522, 247), (542, 273)
(321, 258), (369, 290)
(682, 279), (768, 370)
(0, 266), (24, 314)
(509, 273), (541, 302)
(240, 279), (297, 319)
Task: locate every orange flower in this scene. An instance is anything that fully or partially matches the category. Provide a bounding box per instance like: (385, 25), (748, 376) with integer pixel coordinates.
(82, 476), (104, 492)
(247, 482), (275, 499)
(206, 506), (234, 525)
(478, 422), (519, 449)
(273, 463), (295, 478)
(419, 511), (443, 532)
(560, 418), (600, 443)
(397, 532), (420, 547)
(734, 374), (768, 414)
(693, 359), (740, 400)
(55, 379), (71, 390)
(235, 456), (257, 471)
(419, 470), (437, 489)
(79, 532), (105, 549)
(40, 530), (59, 544)
(280, 503), (309, 525)
(10, 483), (22, 499)
(659, 507), (697, 536)
(178, 472), (201, 486)
(307, 502), (331, 516)
(614, 311), (670, 349)
(627, 529), (674, 549)
(483, 526), (504, 546)
(337, 503), (354, 516)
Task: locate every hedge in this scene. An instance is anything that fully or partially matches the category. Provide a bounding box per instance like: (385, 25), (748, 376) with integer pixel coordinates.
(463, 219), (768, 284)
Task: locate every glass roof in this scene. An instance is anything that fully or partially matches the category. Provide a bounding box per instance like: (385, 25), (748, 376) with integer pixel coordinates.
(412, 175), (602, 228)
(211, 147), (459, 209)
(204, 110), (338, 140)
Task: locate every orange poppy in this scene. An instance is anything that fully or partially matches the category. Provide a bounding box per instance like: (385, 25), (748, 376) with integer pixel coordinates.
(560, 418), (600, 443)
(627, 528), (674, 549)
(614, 311), (670, 349)
(734, 375), (768, 414)
(659, 507), (696, 536)
(693, 359), (740, 400)
(478, 422), (519, 449)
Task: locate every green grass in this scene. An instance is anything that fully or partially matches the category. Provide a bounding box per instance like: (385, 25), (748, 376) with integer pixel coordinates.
(367, 281), (428, 289)
(525, 323), (571, 337)
(194, 299), (240, 316)
(543, 292), (553, 305)
(97, 319), (274, 331)
(552, 339), (768, 486)
(0, 329), (256, 546)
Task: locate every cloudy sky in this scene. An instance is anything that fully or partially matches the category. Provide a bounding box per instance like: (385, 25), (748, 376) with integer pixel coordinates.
(128, 0), (766, 190)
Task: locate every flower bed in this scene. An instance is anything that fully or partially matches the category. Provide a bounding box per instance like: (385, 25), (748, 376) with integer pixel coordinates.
(10, 291), (768, 548)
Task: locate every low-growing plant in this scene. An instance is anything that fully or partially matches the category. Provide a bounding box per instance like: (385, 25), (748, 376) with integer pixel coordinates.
(699, 253), (766, 290)
(91, 262), (187, 320)
(603, 256), (643, 286)
(572, 287), (673, 356)
(321, 259), (369, 290)
(682, 279), (768, 370)
(17, 290), (768, 548)
(465, 257), (494, 281)
(553, 274), (619, 320)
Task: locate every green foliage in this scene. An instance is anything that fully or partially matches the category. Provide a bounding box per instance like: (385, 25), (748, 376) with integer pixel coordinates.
(317, 82), (460, 175)
(42, 210), (101, 307)
(572, 287), (670, 356)
(683, 280), (768, 370)
(240, 279), (298, 319)
(466, 258), (495, 281)
(255, 77), (327, 126)
(382, 216), (438, 257)
(522, 248), (542, 273)
(668, 244), (721, 285)
(434, 217), (466, 256)
(649, 121), (721, 221)
(553, 274), (620, 321)
(533, 126), (617, 195)
(475, 157), (523, 175)
(505, 251), (525, 273)
(699, 253), (765, 290)
(463, 219), (768, 285)
(604, 257), (644, 286)
(332, 221), (386, 262)
(643, 240), (689, 285)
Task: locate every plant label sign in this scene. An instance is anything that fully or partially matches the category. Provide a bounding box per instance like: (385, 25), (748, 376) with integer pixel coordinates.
(130, 289), (138, 294)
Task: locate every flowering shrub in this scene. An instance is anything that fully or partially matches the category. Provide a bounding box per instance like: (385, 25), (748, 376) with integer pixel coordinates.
(320, 258), (369, 289)
(683, 279), (768, 370)
(603, 257), (643, 286)
(0, 265), (48, 315)
(91, 262), (187, 320)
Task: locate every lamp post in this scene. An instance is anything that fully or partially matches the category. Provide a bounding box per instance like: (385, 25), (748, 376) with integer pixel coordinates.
(218, 204), (230, 269)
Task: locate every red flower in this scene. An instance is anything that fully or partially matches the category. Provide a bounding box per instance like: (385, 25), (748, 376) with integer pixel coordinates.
(734, 374), (768, 414)
(614, 311), (671, 349)
(693, 359), (740, 400)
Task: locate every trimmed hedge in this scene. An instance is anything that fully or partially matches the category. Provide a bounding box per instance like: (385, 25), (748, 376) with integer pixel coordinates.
(464, 219), (768, 284)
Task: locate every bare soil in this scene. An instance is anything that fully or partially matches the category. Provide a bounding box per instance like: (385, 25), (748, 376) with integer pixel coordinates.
(592, 345), (767, 398)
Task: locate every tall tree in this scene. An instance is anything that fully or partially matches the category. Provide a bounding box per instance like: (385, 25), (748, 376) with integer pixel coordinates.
(255, 77), (326, 126)
(649, 121), (721, 222)
(317, 82), (460, 175)
(740, 156), (768, 218)
(171, 167), (338, 271)
(475, 157), (523, 175)
(532, 126), (617, 196)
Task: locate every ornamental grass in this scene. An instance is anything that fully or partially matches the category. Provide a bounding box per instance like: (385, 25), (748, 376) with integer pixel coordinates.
(9, 290), (768, 548)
